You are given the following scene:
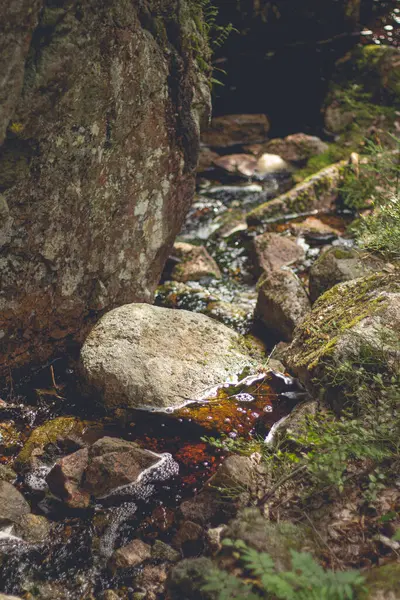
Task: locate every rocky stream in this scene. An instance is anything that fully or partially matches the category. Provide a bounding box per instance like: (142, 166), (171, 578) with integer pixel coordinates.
(0, 1), (400, 599)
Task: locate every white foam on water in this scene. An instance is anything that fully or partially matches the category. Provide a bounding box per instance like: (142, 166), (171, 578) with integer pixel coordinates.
(24, 464), (53, 491)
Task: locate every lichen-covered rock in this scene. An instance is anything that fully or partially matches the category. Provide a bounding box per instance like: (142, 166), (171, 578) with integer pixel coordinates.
(171, 242), (221, 282)
(201, 114), (270, 148)
(0, 464), (16, 483)
(309, 246), (387, 302)
(80, 303), (261, 411)
(255, 270), (311, 342)
(251, 232), (305, 277)
(283, 273), (400, 398)
(246, 161), (346, 227)
(265, 134), (329, 163)
(14, 416), (87, 472)
(0, 0), (210, 375)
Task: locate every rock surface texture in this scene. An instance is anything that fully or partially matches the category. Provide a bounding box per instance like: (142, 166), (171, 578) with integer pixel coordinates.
(284, 273), (400, 401)
(0, 0), (210, 375)
(80, 303), (260, 411)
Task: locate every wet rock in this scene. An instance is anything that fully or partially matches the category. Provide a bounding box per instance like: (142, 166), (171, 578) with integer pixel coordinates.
(0, 0), (210, 376)
(100, 592), (121, 600)
(172, 521), (204, 555)
(14, 513), (52, 543)
(152, 540), (180, 563)
(201, 114), (270, 148)
(223, 508), (314, 569)
(309, 246), (387, 303)
(251, 232), (305, 277)
(255, 270), (311, 342)
(83, 437), (159, 498)
(46, 447), (90, 509)
(365, 563), (400, 600)
(247, 161), (346, 226)
(0, 464), (16, 482)
(0, 422), (21, 452)
(14, 417), (87, 472)
(108, 539), (151, 573)
(283, 273), (400, 403)
(80, 303), (261, 411)
(0, 481), (30, 524)
(171, 242), (221, 282)
(156, 280), (255, 334)
(265, 134), (329, 163)
(136, 564), (168, 600)
(167, 557), (216, 600)
(0, 595), (23, 600)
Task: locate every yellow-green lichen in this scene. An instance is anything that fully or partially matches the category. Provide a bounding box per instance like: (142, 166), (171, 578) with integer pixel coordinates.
(286, 273), (398, 372)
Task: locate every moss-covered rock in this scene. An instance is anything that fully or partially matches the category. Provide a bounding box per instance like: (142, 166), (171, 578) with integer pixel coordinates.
(309, 246), (387, 303)
(246, 161), (347, 227)
(283, 272), (400, 399)
(14, 416), (87, 472)
(365, 562), (400, 600)
(323, 45), (399, 137)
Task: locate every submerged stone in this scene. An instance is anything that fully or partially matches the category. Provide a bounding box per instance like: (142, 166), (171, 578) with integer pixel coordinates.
(80, 303), (263, 411)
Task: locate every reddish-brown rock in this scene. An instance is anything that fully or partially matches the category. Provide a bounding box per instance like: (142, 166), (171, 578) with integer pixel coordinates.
(0, 0), (210, 375)
(251, 232), (305, 277)
(46, 448), (90, 509)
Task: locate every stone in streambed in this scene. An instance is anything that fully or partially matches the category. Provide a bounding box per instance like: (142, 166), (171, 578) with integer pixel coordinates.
(247, 161), (346, 226)
(255, 270), (311, 342)
(80, 304), (261, 411)
(171, 242), (221, 282)
(46, 447), (90, 509)
(251, 232), (305, 277)
(0, 480), (30, 525)
(108, 539), (151, 573)
(83, 437), (160, 498)
(264, 134), (329, 163)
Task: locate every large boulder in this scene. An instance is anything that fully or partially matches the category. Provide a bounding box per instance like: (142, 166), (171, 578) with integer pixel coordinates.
(0, 0), (210, 375)
(80, 303), (261, 411)
(283, 272), (400, 401)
